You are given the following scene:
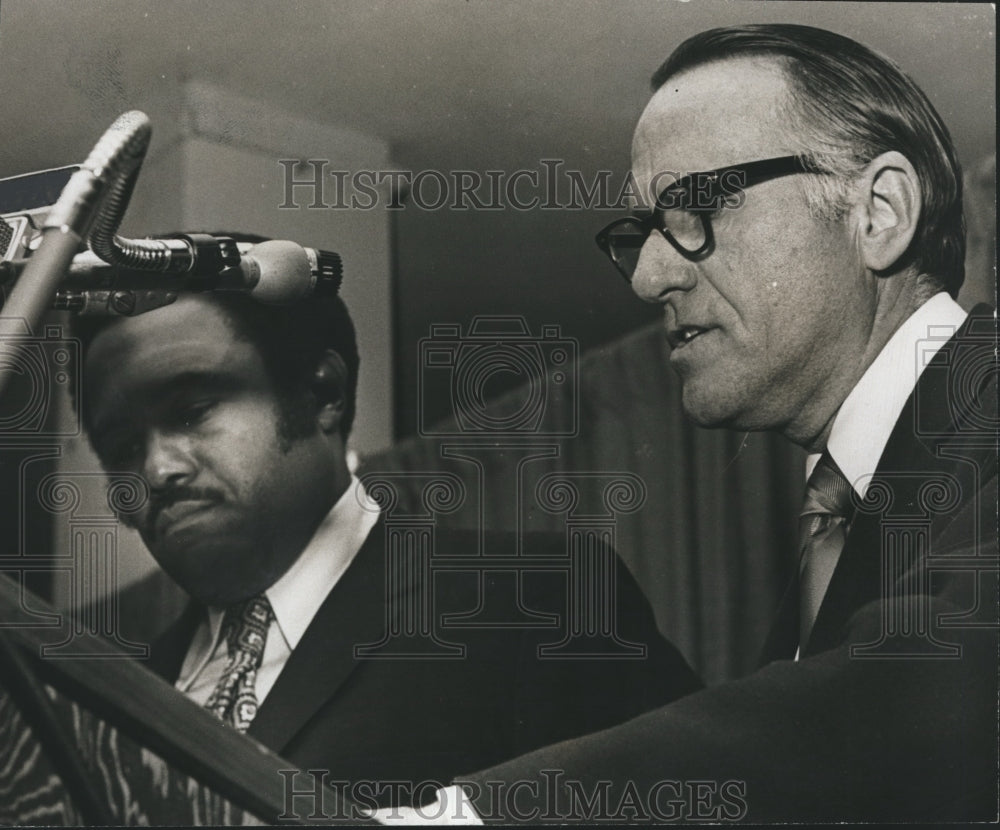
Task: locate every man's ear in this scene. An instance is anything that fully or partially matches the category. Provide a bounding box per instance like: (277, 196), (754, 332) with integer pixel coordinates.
(852, 150), (922, 273)
(311, 348), (348, 435)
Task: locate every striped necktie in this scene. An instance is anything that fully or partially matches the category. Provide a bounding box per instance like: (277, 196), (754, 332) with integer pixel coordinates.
(204, 595), (274, 732)
(798, 453), (855, 649)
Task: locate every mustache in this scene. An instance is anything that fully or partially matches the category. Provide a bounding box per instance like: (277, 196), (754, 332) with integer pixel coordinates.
(131, 485), (226, 535)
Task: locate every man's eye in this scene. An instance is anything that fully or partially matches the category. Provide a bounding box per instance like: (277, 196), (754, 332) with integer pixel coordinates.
(174, 401), (216, 428)
(181, 401), (215, 426)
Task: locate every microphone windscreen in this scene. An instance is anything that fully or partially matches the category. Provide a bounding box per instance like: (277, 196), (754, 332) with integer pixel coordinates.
(245, 240), (313, 303)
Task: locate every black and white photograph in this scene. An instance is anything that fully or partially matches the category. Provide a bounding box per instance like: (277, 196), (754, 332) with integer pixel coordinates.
(0, 1), (995, 825)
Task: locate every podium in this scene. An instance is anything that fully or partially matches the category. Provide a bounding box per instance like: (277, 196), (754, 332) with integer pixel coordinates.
(0, 573), (374, 825)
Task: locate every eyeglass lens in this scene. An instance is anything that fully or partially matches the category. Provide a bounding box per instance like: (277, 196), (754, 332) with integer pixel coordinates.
(606, 209), (708, 277)
(661, 209), (707, 251)
(605, 221), (646, 277)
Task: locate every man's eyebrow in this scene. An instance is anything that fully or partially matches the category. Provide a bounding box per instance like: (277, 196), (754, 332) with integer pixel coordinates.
(150, 370), (240, 395)
(89, 370), (237, 436)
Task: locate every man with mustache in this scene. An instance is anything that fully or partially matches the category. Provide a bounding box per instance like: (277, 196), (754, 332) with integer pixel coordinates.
(385, 22), (997, 825)
(74, 259), (702, 811)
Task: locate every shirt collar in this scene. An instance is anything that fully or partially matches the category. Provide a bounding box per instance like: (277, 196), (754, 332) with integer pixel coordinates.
(265, 476), (381, 649)
(808, 292), (968, 497)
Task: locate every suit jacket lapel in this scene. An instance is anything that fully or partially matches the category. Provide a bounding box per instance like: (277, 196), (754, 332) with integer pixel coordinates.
(757, 570), (800, 665)
(147, 600), (202, 682)
(248, 515), (395, 753)
(804, 304), (995, 655)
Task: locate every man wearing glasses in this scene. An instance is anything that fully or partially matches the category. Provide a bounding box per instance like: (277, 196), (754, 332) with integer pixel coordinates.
(382, 23), (996, 824)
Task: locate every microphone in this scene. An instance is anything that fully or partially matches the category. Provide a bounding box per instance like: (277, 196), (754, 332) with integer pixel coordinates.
(0, 237), (343, 315)
(238, 239), (343, 303)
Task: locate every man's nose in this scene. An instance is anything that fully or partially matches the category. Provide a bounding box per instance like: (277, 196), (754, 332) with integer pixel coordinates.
(630, 232), (698, 303)
(142, 430), (196, 490)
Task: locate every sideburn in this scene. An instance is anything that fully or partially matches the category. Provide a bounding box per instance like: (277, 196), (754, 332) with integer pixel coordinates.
(275, 388), (320, 452)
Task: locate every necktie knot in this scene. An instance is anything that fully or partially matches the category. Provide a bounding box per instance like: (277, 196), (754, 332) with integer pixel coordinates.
(222, 594), (272, 659)
(801, 453), (855, 523)
(205, 594), (274, 732)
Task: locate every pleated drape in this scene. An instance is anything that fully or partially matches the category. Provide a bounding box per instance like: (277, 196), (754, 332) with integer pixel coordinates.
(361, 323), (804, 683)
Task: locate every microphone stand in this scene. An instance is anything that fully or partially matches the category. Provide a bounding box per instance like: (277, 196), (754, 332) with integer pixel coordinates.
(0, 110), (151, 400)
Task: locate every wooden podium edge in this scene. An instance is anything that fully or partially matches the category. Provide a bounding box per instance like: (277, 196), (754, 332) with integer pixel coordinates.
(0, 572), (377, 825)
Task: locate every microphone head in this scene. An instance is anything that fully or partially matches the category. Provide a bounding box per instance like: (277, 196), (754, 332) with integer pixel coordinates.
(245, 240), (314, 303)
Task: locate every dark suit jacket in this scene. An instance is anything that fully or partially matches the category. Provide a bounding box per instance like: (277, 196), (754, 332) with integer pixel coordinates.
(460, 305), (998, 823)
(148, 523), (702, 809)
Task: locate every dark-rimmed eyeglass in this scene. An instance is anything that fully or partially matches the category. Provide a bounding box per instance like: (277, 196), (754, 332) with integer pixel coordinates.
(596, 155), (817, 282)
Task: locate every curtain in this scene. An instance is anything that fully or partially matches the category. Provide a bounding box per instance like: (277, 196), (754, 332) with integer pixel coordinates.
(361, 324), (804, 684)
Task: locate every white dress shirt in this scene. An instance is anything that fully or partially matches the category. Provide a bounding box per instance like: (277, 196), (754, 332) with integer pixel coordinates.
(175, 476), (381, 705)
(809, 292), (969, 497)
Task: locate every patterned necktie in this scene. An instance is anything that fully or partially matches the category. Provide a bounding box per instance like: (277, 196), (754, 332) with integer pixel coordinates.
(798, 453), (855, 649)
(204, 595), (274, 732)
